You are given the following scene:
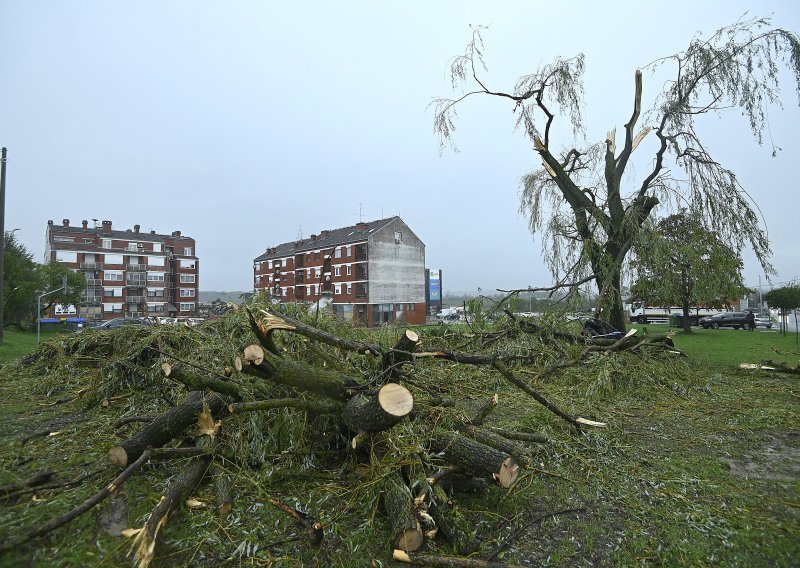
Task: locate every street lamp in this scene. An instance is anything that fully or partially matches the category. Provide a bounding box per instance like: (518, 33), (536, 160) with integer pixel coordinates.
(36, 276), (68, 344)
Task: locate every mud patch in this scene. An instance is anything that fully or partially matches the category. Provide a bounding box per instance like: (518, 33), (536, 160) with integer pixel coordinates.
(720, 430), (800, 482)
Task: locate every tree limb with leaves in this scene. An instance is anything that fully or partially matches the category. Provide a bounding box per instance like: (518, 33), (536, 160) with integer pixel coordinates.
(432, 18), (800, 330)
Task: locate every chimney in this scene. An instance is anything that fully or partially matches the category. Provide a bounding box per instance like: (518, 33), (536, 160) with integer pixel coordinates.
(62, 218), (70, 227)
(134, 224), (140, 235)
(310, 234), (317, 241)
(150, 230), (156, 235)
(82, 220), (88, 229)
(356, 222), (368, 231)
(172, 230), (181, 237)
(47, 220), (53, 226)
(101, 220), (112, 234)
(320, 230), (330, 238)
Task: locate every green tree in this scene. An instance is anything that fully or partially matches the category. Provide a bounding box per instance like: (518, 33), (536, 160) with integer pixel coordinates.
(3, 231), (40, 327)
(3, 231), (85, 327)
(630, 213), (747, 332)
(764, 285), (800, 336)
(38, 262), (85, 316)
(433, 18), (800, 331)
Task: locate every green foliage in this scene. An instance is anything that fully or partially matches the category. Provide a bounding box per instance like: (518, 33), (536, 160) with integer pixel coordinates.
(3, 231), (41, 327)
(631, 212), (748, 314)
(764, 285), (800, 310)
(1, 307), (798, 565)
(2, 232), (85, 326)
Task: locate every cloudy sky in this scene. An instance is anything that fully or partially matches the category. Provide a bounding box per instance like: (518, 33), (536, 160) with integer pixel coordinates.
(3, 1), (799, 294)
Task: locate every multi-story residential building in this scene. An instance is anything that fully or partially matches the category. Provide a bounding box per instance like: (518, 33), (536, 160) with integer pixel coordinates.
(45, 219), (199, 322)
(253, 216), (426, 325)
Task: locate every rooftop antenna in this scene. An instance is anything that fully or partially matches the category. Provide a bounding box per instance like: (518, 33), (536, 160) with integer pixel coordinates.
(296, 225), (303, 240)
(92, 218), (99, 228)
(356, 203), (363, 222)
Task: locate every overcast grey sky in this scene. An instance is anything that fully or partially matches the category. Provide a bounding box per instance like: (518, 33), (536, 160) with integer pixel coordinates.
(3, 1), (799, 294)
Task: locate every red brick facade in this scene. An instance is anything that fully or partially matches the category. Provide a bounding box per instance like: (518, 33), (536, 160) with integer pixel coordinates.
(45, 219), (199, 322)
(254, 218), (426, 326)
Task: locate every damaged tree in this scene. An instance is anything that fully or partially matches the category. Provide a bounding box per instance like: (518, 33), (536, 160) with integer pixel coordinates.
(432, 18), (800, 330)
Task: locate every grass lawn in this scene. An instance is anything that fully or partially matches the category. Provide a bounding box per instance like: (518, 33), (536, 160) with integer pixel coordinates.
(0, 317), (797, 566)
(632, 323), (800, 369)
(0, 327), (67, 364)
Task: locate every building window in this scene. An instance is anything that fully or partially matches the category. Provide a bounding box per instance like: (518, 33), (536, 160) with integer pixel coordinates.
(147, 272), (165, 282)
(127, 242), (140, 251)
(275, 260), (281, 268)
(346, 245), (351, 256)
(180, 274), (196, 283)
(346, 265), (352, 276)
(102, 239), (112, 249)
(55, 251), (77, 263)
(267, 260), (273, 269)
(334, 284), (341, 295)
(334, 266), (341, 276)
(184, 247), (193, 256)
(179, 259), (195, 269)
(347, 284), (352, 294)
(53, 236), (74, 243)
(104, 271), (123, 281)
(180, 302), (195, 311)
(335, 247), (342, 258)
(152, 243), (162, 252)
(394, 231), (402, 243)
(180, 288), (195, 297)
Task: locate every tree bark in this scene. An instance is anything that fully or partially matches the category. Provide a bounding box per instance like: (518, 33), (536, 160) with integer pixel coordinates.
(161, 363), (243, 400)
(132, 455), (211, 568)
(381, 329), (420, 378)
(108, 392), (227, 468)
(382, 471), (424, 552)
(430, 432), (519, 489)
(240, 344), (361, 402)
(428, 484), (478, 555)
(342, 383), (414, 433)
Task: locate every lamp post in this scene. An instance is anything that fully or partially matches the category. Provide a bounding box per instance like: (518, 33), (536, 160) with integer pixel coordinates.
(36, 276), (68, 344)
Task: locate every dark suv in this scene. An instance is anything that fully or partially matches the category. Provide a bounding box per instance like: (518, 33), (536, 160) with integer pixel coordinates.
(699, 312), (749, 329)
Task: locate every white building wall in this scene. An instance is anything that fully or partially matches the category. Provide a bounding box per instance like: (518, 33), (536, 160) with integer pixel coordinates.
(367, 218), (425, 304)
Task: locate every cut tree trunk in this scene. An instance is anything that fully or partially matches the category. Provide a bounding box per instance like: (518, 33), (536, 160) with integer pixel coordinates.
(382, 471), (424, 552)
(131, 455), (211, 568)
(381, 329), (420, 378)
(459, 424), (538, 468)
(239, 344), (361, 402)
(428, 484), (478, 555)
(108, 392), (227, 468)
(342, 383), (414, 433)
(431, 432), (519, 489)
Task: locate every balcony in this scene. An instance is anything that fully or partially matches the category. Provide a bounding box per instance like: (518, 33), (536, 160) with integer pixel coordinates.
(127, 264), (146, 272)
(80, 262), (103, 271)
(125, 279), (147, 288)
(356, 267), (368, 280)
(146, 293), (165, 300)
(127, 295), (145, 304)
(80, 293), (102, 304)
(86, 279), (102, 287)
(355, 245), (367, 261)
(355, 284), (367, 300)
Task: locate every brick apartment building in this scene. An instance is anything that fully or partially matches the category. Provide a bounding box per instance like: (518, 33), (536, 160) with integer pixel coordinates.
(45, 219), (199, 322)
(253, 216), (426, 325)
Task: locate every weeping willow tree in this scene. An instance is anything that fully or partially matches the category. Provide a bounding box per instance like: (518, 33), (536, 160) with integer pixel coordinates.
(432, 17), (800, 330)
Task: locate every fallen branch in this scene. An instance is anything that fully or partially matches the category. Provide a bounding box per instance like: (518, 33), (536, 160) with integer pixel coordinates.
(0, 450), (151, 555)
(0, 469), (55, 499)
(161, 363), (243, 400)
(492, 360), (606, 428)
(227, 398), (341, 415)
(484, 507), (587, 561)
(394, 549), (523, 567)
(268, 498), (323, 546)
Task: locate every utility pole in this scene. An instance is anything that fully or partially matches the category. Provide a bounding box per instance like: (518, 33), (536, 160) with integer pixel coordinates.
(0, 147), (7, 344)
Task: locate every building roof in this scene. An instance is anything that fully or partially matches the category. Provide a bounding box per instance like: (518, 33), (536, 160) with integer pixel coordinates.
(48, 223), (194, 243)
(254, 216), (400, 262)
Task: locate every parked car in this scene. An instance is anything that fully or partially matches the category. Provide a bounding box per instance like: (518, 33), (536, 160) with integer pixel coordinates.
(699, 312), (750, 329)
(95, 317), (153, 330)
(754, 315), (773, 329)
